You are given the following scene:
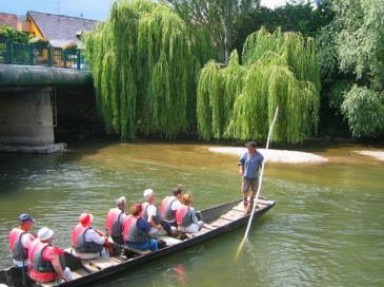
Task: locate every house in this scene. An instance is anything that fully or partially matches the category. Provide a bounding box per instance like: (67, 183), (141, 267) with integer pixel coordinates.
(0, 12), (19, 29)
(24, 11), (98, 48)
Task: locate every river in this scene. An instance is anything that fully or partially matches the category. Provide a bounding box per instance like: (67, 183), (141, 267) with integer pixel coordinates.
(0, 141), (383, 287)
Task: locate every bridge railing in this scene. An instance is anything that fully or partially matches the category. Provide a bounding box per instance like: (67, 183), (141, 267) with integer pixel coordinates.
(0, 40), (86, 70)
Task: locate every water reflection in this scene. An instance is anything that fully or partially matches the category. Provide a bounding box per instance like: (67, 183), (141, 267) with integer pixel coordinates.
(0, 142), (383, 287)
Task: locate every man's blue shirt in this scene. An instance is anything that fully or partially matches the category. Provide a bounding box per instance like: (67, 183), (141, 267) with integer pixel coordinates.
(239, 151), (264, 179)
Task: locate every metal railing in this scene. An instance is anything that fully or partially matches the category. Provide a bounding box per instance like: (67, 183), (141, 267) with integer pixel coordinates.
(0, 40), (86, 70)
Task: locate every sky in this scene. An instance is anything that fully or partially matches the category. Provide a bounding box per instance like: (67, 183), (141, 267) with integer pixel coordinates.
(0, 0), (290, 20)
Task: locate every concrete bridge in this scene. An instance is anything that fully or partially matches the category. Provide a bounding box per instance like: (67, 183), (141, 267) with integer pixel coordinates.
(0, 64), (99, 153)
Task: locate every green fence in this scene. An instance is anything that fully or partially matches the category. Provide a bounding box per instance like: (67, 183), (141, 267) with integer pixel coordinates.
(0, 40), (86, 70)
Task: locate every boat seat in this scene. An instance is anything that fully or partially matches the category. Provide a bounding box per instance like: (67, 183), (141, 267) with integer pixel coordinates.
(82, 262), (100, 272)
(71, 268), (89, 280)
(159, 236), (183, 246)
(109, 256), (124, 264)
(209, 218), (231, 228)
(84, 257), (119, 270)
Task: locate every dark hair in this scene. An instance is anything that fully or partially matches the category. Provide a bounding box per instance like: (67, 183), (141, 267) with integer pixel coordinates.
(246, 141), (257, 149)
(172, 186), (183, 196)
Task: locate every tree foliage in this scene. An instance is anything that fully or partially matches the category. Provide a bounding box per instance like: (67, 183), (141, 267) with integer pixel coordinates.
(234, 0), (333, 57)
(0, 26), (30, 43)
(162, 0), (261, 62)
(85, 0), (214, 139)
(197, 28), (320, 143)
(318, 0), (384, 138)
(341, 86), (384, 137)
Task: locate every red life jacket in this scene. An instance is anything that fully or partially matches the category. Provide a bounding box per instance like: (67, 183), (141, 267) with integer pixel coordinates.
(176, 205), (192, 227)
(28, 239), (58, 283)
(105, 208), (125, 239)
(71, 224), (103, 253)
(122, 215), (148, 243)
(160, 196), (177, 222)
(9, 228), (29, 261)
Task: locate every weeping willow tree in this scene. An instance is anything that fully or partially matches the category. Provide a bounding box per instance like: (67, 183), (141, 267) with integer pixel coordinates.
(85, 0), (214, 138)
(197, 27), (320, 143)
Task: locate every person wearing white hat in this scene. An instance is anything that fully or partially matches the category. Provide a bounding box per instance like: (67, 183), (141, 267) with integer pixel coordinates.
(28, 227), (72, 283)
(105, 196), (127, 244)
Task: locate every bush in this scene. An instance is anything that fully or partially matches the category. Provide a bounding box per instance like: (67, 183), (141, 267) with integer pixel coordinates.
(0, 26), (30, 43)
(341, 85), (384, 137)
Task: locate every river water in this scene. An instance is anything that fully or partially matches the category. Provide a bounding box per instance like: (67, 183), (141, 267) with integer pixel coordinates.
(0, 141), (383, 287)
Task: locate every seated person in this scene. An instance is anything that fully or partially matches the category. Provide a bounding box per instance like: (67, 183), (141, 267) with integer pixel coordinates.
(142, 189), (172, 236)
(9, 213), (36, 286)
(122, 203), (158, 252)
(28, 227), (72, 284)
(9, 213), (36, 267)
(176, 194), (204, 233)
(142, 189), (162, 235)
(71, 213), (109, 259)
(105, 196), (127, 244)
(160, 187), (183, 227)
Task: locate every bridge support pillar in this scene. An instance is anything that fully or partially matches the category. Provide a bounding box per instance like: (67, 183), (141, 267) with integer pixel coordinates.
(0, 87), (65, 153)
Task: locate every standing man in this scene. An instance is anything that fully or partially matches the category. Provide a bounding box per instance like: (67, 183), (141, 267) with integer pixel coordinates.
(238, 141), (264, 213)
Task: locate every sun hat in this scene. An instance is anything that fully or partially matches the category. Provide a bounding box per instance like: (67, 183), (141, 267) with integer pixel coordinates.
(38, 227), (54, 241)
(143, 188), (154, 198)
(79, 213), (93, 226)
(18, 213), (34, 223)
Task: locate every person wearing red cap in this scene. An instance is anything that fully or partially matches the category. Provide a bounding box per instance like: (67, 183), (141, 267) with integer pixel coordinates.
(71, 213), (109, 259)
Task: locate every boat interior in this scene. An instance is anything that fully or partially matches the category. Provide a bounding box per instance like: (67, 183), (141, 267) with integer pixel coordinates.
(1, 199), (274, 287)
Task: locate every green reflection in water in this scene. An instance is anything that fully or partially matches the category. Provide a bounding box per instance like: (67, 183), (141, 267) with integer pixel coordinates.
(0, 141), (383, 287)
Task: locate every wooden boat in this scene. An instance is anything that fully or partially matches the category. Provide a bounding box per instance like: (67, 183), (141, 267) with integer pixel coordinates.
(0, 198), (275, 287)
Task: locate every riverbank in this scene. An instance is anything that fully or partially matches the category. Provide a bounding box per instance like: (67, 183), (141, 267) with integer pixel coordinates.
(208, 147), (328, 163)
(355, 150), (384, 162)
(209, 145), (384, 164)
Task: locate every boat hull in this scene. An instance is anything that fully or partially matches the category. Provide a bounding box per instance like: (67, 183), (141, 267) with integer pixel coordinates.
(0, 199), (275, 287)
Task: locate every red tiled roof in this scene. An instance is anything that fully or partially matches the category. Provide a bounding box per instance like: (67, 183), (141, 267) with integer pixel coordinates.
(0, 13), (18, 29)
